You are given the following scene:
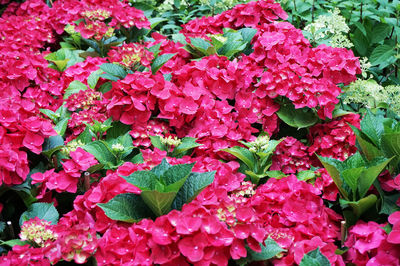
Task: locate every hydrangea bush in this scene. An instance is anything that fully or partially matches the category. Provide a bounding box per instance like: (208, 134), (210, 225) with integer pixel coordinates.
(0, 0), (399, 265)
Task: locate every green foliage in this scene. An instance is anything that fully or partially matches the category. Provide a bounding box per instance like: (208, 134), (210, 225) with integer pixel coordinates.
(19, 203), (59, 226)
(299, 248), (330, 266)
(183, 28), (257, 59)
(45, 48), (85, 71)
(222, 135), (282, 185)
(99, 159), (215, 222)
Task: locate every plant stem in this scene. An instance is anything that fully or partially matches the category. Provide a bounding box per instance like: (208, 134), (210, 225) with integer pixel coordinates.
(360, 3), (363, 23)
(311, 0), (316, 22)
(341, 220), (346, 247)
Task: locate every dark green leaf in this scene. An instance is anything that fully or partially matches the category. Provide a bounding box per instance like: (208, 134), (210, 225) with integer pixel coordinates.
(277, 103), (318, 129)
(299, 248), (330, 266)
(370, 23), (392, 44)
(54, 118), (69, 136)
(370, 45), (395, 66)
(123, 171), (159, 190)
(239, 28), (257, 44)
(189, 38), (212, 54)
(149, 135), (167, 151)
(380, 193), (400, 215)
(19, 203), (59, 226)
(172, 137), (202, 157)
(42, 135), (64, 158)
(98, 193), (152, 223)
(172, 171), (215, 210)
(87, 69), (103, 89)
(163, 163), (195, 191)
(150, 158), (172, 178)
(358, 157), (392, 198)
(99, 81), (112, 93)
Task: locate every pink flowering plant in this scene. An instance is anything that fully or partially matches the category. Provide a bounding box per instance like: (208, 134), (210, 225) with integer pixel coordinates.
(0, 0), (400, 265)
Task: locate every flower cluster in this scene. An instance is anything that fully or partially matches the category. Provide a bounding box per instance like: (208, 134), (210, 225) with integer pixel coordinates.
(108, 43), (154, 70)
(19, 218), (58, 247)
(308, 113), (360, 161)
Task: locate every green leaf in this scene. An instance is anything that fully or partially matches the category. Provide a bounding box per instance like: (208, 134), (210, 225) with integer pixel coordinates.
(100, 63), (127, 79)
(82, 141), (117, 168)
(370, 23), (392, 44)
(265, 170), (287, 179)
(297, 170), (316, 181)
(151, 53), (177, 74)
(149, 135), (167, 151)
(171, 171), (215, 210)
(345, 194), (378, 218)
(19, 203), (59, 226)
(87, 69), (103, 89)
(0, 239), (29, 247)
(123, 171), (159, 190)
(140, 190), (177, 216)
(98, 193), (152, 223)
(380, 193), (400, 215)
(317, 155), (349, 200)
(381, 133), (400, 157)
(245, 237), (285, 262)
(189, 38), (212, 54)
(358, 157), (393, 198)
(221, 146), (255, 170)
(299, 248), (330, 266)
(150, 158), (172, 178)
(106, 122), (131, 140)
(63, 80), (88, 99)
(162, 163), (195, 191)
(277, 103), (318, 129)
(350, 124), (383, 161)
(149, 17), (168, 29)
(40, 109), (58, 122)
(99, 81), (112, 93)
(54, 117), (69, 136)
(239, 27), (257, 44)
(171, 137), (202, 157)
(369, 45), (395, 66)
(342, 168), (364, 200)
(359, 110), (385, 146)
(42, 135), (64, 159)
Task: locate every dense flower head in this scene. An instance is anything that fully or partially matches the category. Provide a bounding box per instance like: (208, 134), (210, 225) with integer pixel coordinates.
(308, 113), (360, 162)
(19, 218), (58, 247)
(181, 0), (287, 36)
(270, 137), (311, 174)
(344, 221), (400, 265)
(65, 89), (105, 111)
(108, 43), (154, 70)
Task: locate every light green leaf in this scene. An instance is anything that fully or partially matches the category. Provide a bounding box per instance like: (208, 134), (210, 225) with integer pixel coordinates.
(0, 239), (29, 247)
(98, 193), (152, 223)
(221, 146), (255, 170)
(82, 141), (117, 168)
(342, 167), (364, 200)
(54, 117), (69, 136)
(358, 157), (392, 198)
(87, 69), (103, 89)
(149, 135), (167, 151)
(172, 137), (202, 157)
(19, 203), (59, 226)
(64, 80), (88, 99)
(317, 155), (349, 200)
(189, 38), (212, 54)
(140, 190), (177, 217)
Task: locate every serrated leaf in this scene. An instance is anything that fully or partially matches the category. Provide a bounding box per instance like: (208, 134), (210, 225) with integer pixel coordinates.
(245, 237), (285, 261)
(350, 124), (383, 161)
(299, 248), (330, 266)
(162, 163), (194, 191)
(82, 141), (117, 168)
(277, 103), (318, 129)
(370, 45), (395, 66)
(297, 170), (316, 181)
(171, 171), (215, 210)
(98, 193), (151, 223)
(150, 158), (172, 178)
(39, 109), (58, 122)
(87, 69), (103, 89)
(123, 170), (158, 190)
(140, 190), (177, 216)
(342, 167), (364, 200)
(54, 117), (69, 136)
(239, 27), (257, 44)
(360, 110), (385, 146)
(19, 203), (59, 226)
(151, 53), (177, 74)
(100, 63), (127, 79)
(221, 146), (255, 170)
(358, 157), (392, 198)
(189, 38), (212, 54)
(371, 23), (392, 44)
(380, 193), (400, 215)
(64, 80), (88, 99)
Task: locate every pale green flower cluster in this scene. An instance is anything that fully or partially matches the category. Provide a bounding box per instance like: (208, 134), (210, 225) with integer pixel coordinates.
(248, 135), (270, 153)
(304, 8), (353, 48)
(343, 79), (400, 115)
